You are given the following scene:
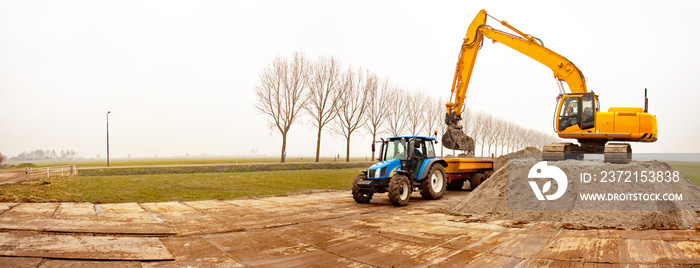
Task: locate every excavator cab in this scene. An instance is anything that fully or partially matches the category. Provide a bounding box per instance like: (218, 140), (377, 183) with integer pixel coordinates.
(555, 93), (599, 133)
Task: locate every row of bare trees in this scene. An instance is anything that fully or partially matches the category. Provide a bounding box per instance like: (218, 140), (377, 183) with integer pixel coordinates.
(459, 108), (559, 157)
(255, 51), (558, 162)
(9, 149), (82, 161)
(255, 51), (373, 163)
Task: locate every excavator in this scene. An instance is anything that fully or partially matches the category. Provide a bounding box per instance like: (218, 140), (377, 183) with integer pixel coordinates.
(442, 9), (657, 163)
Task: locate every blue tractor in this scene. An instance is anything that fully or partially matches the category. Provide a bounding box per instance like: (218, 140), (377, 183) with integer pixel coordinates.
(353, 136), (448, 206)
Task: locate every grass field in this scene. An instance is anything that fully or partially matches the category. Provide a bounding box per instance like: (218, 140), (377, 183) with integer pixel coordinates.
(3, 157), (370, 168)
(0, 168), (361, 203)
(667, 161), (700, 186)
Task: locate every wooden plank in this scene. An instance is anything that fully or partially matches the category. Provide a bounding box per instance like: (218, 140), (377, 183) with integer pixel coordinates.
(205, 228), (316, 263)
(54, 203), (97, 220)
(325, 236), (437, 267)
(535, 236), (590, 262)
(0, 203), (17, 214)
(619, 239), (686, 264)
(43, 219), (176, 235)
(490, 234), (550, 258)
(6, 203), (58, 216)
(0, 232), (174, 261)
(0, 256), (42, 267)
(37, 259), (142, 267)
(157, 236), (241, 267)
(0, 217), (174, 235)
(96, 203), (159, 223)
(243, 250), (364, 268)
(666, 240), (700, 265)
(587, 238), (621, 264)
(463, 253), (524, 267)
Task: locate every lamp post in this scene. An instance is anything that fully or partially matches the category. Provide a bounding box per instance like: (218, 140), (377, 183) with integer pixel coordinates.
(107, 111), (111, 167)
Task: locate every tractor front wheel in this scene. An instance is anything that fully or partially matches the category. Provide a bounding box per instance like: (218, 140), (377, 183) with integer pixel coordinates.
(352, 174), (373, 203)
(388, 174), (411, 207)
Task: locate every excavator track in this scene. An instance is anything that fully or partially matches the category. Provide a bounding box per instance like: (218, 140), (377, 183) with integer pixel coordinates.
(542, 142), (583, 161)
(543, 142), (632, 164)
(604, 143), (632, 164)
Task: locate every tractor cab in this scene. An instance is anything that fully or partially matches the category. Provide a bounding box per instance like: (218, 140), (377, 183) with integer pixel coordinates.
(373, 136), (437, 180)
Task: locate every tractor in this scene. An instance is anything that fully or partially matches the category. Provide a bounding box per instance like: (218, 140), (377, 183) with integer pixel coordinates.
(353, 136), (447, 206)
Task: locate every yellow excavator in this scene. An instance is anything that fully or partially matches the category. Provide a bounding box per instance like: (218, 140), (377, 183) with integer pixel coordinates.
(442, 9), (657, 163)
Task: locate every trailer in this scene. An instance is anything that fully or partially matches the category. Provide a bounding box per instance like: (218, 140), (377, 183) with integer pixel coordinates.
(443, 157), (494, 191)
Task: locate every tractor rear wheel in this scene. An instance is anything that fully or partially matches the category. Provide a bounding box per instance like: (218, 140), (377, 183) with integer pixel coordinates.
(352, 174), (373, 203)
(470, 173), (485, 190)
(446, 179), (465, 191)
(420, 164), (447, 200)
(388, 174), (411, 207)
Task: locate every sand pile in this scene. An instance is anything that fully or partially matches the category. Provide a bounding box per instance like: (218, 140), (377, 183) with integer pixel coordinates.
(450, 150), (700, 230)
(494, 147), (541, 171)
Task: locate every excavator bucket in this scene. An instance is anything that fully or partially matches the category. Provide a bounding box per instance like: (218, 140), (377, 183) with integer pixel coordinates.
(442, 124), (475, 154)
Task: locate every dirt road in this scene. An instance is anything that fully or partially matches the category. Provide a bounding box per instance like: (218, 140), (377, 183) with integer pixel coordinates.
(0, 190), (697, 267)
(0, 170), (25, 185)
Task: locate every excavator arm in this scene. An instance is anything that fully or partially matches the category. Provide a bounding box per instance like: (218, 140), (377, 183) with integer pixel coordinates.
(443, 9), (588, 150)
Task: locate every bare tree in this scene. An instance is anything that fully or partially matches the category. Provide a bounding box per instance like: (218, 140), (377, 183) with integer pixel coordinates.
(538, 131), (560, 149)
(470, 111), (487, 156)
(459, 105), (477, 156)
(524, 129), (538, 147)
(405, 90), (425, 136)
(491, 117), (505, 156)
(422, 95), (442, 138)
(461, 105), (473, 137)
(364, 76), (389, 161)
(385, 86), (407, 137)
(501, 121), (516, 154)
(304, 55), (343, 162)
(483, 114), (496, 156)
(255, 51), (310, 163)
(514, 125), (528, 150)
(434, 97), (449, 157)
(334, 67), (370, 162)
(481, 113), (495, 156)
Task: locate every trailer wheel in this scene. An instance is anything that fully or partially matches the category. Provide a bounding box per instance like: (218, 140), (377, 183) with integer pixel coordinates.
(446, 179), (465, 191)
(420, 164), (446, 200)
(470, 173), (485, 190)
(388, 174), (411, 206)
(352, 174), (373, 203)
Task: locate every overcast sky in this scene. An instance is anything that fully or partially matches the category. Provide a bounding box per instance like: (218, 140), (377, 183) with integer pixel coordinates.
(1, 0), (699, 159)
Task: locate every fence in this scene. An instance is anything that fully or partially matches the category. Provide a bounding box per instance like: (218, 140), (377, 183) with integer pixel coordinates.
(25, 165), (77, 180)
